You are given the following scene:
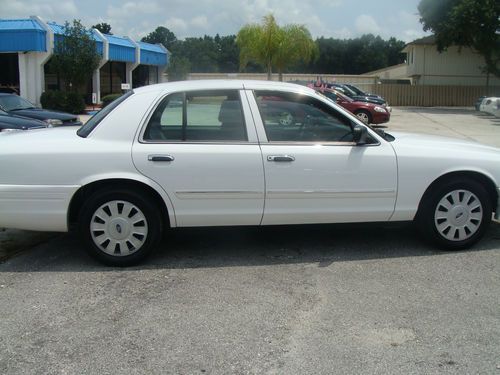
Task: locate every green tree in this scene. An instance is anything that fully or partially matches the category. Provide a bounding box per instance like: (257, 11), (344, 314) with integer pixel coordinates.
(215, 34), (240, 73)
(167, 55), (191, 81)
(51, 19), (101, 92)
(418, 0), (500, 77)
(92, 22), (112, 35)
(301, 35), (406, 75)
(172, 36), (220, 72)
(273, 24), (317, 80)
(141, 26), (177, 50)
(386, 37), (406, 67)
(237, 14), (315, 80)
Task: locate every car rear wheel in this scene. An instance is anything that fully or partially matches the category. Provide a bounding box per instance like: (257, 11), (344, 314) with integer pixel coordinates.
(354, 110), (371, 124)
(79, 189), (162, 266)
(416, 179), (492, 250)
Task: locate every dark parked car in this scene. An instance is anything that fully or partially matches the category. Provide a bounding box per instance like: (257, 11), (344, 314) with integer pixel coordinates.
(344, 84), (386, 102)
(0, 93), (82, 127)
(328, 83), (388, 106)
(475, 96), (486, 111)
(0, 109), (47, 132)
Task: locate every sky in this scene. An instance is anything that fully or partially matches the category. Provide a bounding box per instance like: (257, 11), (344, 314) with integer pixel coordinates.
(0, 0), (430, 42)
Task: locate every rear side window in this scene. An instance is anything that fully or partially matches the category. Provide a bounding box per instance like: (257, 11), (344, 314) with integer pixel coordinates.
(143, 90), (247, 142)
(77, 91), (134, 138)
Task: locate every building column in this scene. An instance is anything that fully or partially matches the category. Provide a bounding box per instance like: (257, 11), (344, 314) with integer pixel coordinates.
(18, 52), (52, 105)
(158, 43), (170, 83)
(18, 16), (53, 106)
(125, 37), (140, 89)
(92, 28), (109, 104)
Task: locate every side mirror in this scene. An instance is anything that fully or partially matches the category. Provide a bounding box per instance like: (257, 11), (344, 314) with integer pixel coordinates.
(353, 124), (368, 145)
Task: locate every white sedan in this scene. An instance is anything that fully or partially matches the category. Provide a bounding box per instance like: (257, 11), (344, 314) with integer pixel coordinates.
(480, 97), (500, 117)
(0, 80), (499, 266)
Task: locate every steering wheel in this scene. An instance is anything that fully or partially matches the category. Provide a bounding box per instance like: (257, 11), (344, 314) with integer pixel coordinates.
(298, 115), (314, 140)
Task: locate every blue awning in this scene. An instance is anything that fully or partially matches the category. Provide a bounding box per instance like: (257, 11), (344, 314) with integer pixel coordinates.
(138, 41), (168, 66)
(104, 34), (136, 63)
(0, 18), (167, 67)
(0, 19), (46, 52)
(48, 22), (103, 56)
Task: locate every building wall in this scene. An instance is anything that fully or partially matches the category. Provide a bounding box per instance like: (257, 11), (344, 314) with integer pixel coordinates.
(407, 45), (500, 86)
(362, 64), (410, 82)
(179, 72), (379, 85)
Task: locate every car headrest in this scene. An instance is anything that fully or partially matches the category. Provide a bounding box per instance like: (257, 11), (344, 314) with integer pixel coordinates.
(218, 100), (242, 124)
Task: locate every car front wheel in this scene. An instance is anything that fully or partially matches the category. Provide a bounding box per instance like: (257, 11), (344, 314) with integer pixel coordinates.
(416, 179), (492, 250)
(79, 189), (162, 266)
(354, 110), (371, 124)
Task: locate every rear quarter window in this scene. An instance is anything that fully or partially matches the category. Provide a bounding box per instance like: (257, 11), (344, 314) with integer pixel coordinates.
(77, 91), (134, 138)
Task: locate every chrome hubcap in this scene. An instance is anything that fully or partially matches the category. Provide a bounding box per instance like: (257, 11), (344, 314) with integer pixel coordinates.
(434, 189), (482, 241)
(356, 112), (369, 123)
(90, 200), (148, 256)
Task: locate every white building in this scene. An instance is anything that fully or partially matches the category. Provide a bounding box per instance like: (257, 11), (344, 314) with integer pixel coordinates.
(0, 16), (169, 105)
(365, 35), (500, 86)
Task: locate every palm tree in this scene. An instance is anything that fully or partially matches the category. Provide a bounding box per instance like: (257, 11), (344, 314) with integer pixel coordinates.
(274, 24), (316, 81)
(237, 14), (316, 81)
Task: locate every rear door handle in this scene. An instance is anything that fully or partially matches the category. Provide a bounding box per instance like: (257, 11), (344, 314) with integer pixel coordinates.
(267, 155), (295, 162)
(148, 154), (175, 162)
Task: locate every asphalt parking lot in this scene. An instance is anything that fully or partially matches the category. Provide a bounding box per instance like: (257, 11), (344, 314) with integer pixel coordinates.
(1, 107), (499, 374)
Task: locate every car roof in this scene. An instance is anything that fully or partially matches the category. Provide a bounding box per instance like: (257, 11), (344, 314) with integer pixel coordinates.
(132, 79), (317, 96)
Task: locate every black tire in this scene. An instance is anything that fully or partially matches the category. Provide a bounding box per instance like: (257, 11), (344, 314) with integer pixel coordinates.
(416, 179), (492, 250)
(354, 109), (372, 124)
(79, 189), (163, 266)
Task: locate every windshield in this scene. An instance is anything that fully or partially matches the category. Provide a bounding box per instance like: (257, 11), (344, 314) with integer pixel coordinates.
(316, 91), (394, 142)
(338, 85), (357, 97)
(346, 85), (365, 95)
(77, 91), (134, 138)
(0, 95), (36, 111)
(333, 90), (353, 102)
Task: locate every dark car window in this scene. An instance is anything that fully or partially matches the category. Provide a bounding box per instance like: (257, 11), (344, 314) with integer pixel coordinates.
(77, 91), (134, 138)
(0, 95), (36, 111)
(254, 91), (354, 143)
(346, 85), (365, 95)
(143, 90), (247, 142)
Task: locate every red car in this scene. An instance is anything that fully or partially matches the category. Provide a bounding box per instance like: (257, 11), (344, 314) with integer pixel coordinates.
(313, 87), (390, 125)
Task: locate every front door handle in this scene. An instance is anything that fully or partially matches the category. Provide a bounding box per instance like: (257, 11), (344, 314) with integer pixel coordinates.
(267, 155), (295, 162)
(148, 154), (175, 162)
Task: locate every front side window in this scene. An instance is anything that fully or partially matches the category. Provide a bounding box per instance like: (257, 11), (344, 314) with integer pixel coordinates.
(255, 91), (354, 143)
(144, 90), (247, 142)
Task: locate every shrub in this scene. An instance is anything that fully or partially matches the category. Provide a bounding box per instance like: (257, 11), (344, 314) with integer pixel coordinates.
(40, 91), (65, 111)
(64, 92), (85, 114)
(40, 91), (85, 114)
(101, 94), (123, 107)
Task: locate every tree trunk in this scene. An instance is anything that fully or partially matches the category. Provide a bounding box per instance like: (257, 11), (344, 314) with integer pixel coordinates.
(486, 72), (490, 96)
(278, 70), (283, 82)
(267, 60), (272, 81)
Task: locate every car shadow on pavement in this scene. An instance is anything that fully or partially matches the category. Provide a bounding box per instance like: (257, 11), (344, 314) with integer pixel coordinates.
(401, 107), (476, 115)
(473, 112), (500, 124)
(1, 222), (499, 272)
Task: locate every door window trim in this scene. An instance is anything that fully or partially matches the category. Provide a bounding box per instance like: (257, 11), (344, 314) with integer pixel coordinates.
(246, 89), (381, 147)
(138, 89), (258, 144)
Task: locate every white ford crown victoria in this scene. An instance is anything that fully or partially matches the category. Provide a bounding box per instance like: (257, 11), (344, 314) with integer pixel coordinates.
(0, 80), (499, 266)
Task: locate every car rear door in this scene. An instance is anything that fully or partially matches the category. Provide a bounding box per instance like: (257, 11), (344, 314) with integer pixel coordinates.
(245, 89), (398, 225)
(132, 88), (265, 227)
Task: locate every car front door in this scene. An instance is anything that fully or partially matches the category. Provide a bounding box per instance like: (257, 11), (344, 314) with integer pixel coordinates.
(132, 89), (265, 227)
(246, 89), (397, 225)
